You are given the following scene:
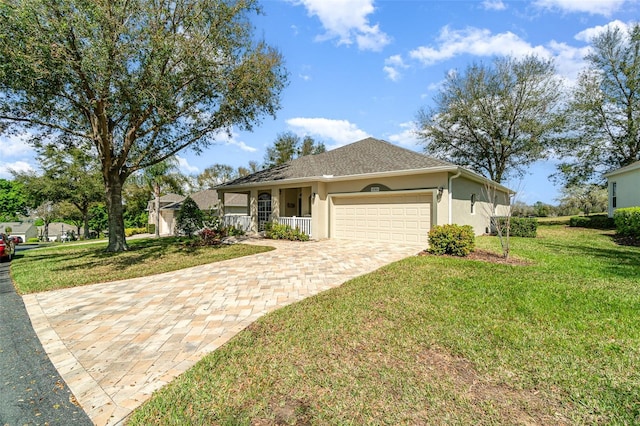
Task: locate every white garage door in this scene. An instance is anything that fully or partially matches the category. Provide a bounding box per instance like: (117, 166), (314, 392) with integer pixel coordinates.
(331, 193), (432, 244)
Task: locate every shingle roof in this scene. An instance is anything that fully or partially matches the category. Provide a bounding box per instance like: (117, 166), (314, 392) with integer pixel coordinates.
(218, 137), (456, 188)
(604, 160), (640, 177)
(161, 190), (248, 211)
(0, 222), (36, 233)
(159, 193), (185, 203)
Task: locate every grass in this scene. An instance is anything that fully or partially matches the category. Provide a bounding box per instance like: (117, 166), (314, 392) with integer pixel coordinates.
(129, 226), (640, 425)
(10, 237), (273, 294)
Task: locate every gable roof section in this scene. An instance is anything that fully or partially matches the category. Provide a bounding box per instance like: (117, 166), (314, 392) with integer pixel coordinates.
(604, 160), (640, 178)
(160, 190), (248, 211)
(0, 222), (36, 233)
(218, 138), (456, 188)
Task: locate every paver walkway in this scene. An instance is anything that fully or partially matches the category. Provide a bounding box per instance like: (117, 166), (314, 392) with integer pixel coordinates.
(23, 238), (422, 425)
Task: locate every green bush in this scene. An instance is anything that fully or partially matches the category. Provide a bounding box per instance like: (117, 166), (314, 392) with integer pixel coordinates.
(125, 227), (147, 237)
(264, 223), (309, 241)
(569, 214), (615, 229)
(428, 224), (475, 256)
(27, 237), (39, 243)
(147, 223), (156, 235)
(176, 197), (204, 237)
(226, 225), (245, 237)
(494, 217), (538, 237)
(614, 207), (640, 237)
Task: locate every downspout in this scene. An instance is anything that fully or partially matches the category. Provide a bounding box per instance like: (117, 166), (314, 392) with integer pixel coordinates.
(448, 169), (462, 224)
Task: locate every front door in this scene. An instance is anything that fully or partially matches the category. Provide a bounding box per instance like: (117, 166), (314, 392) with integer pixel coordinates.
(258, 192), (271, 231)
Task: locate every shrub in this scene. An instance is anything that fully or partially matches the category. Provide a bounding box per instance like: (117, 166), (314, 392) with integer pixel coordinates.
(428, 224), (475, 256)
(614, 207), (640, 237)
(125, 227), (147, 237)
(264, 223), (309, 241)
(569, 214), (615, 229)
(27, 237), (39, 243)
(227, 225), (245, 237)
(494, 217), (538, 237)
(176, 197), (204, 237)
(147, 223), (155, 235)
(198, 227), (226, 245)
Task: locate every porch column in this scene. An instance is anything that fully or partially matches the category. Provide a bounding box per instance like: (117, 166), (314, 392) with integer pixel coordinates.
(249, 189), (258, 233)
(218, 191), (225, 216)
(271, 187), (280, 222)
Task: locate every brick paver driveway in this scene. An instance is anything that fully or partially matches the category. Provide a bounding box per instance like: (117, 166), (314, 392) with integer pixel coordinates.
(23, 238), (422, 425)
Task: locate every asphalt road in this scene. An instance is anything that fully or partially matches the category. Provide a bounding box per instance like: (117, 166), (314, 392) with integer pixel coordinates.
(0, 248), (92, 426)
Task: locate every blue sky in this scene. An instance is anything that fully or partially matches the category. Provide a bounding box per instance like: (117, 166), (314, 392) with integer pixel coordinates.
(1, 0), (639, 204)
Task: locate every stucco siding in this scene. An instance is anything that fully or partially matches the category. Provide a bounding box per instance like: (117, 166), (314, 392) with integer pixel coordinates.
(607, 169), (640, 217)
(450, 177), (510, 235)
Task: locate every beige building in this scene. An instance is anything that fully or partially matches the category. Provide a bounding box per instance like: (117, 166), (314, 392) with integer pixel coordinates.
(604, 160), (640, 217)
(216, 138), (512, 245)
(149, 190), (248, 236)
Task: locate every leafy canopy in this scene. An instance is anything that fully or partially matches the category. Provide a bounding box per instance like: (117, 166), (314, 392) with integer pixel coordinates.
(416, 55), (564, 183)
(0, 0), (287, 251)
(555, 23), (640, 186)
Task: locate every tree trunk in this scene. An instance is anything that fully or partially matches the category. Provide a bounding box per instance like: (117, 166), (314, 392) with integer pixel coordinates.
(154, 182), (160, 238)
(83, 211), (90, 239)
(105, 172), (128, 252)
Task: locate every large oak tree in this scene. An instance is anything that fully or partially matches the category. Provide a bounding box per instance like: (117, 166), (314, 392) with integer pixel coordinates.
(0, 0), (287, 251)
(416, 55), (564, 183)
(556, 23), (640, 186)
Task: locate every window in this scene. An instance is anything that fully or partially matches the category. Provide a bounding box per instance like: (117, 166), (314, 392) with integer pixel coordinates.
(470, 193), (476, 214)
(257, 192), (272, 230)
(612, 182), (617, 208)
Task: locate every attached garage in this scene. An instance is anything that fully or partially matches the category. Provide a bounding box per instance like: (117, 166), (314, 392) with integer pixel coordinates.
(330, 192), (432, 244)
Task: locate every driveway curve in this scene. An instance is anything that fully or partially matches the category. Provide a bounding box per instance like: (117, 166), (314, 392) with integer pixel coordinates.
(23, 238), (422, 425)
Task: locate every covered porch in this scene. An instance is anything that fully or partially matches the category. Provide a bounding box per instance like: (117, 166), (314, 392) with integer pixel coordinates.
(219, 186), (314, 237)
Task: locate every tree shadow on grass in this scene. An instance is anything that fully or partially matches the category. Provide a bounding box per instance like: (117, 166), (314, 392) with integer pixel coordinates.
(541, 239), (640, 280)
(27, 237), (211, 274)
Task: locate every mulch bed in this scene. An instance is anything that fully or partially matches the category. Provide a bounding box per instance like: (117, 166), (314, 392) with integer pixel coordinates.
(419, 249), (532, 266)
(612, 234), (640, 247)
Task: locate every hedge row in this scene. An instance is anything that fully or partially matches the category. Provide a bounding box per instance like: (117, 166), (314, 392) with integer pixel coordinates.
(493, 217), (538, 238)
(568, 215), (615, 229)
(614, 207), (640, 237)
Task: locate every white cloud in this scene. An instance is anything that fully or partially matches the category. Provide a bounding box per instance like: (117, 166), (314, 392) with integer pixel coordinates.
(482, 0), (507, 11)
(299, 73), (312, 81)
(533, 0), (631, 16)
(409, 26), (551, 66)
(286, 117), (370, 147)
(0, 161), (35, 179)
(386, 122), (422, 149)
(405, 25), (597, 82)
(574, 20), (630, 42)
(210, 129), (258, 153)
(226, 139), (258, 153)
(175, 155), (200, 174)
(291, 0), (391, 51)
(383, 54), (408, 81)
(0, 134), (34, 158)
(547, 40), (590, 82)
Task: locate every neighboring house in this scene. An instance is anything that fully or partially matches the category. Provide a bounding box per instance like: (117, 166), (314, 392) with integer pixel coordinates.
(148, 190), (248, 235)
(0, 221), (38, 242)
(604, 160), (640, 217)
(147, 193), (186, 236)
(216, 137), (512, 245)
(41, 222), (77, 241)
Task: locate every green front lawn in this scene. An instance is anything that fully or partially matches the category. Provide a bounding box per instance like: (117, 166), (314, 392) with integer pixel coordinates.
(10, 237), (273, 294)
(129, 226), (640, 424)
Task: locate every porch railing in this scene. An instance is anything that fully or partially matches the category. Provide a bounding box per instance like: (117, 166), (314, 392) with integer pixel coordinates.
(222, 215), (251, 232)
(222, 215), (312, 237)
(278, 216), (312, 237)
